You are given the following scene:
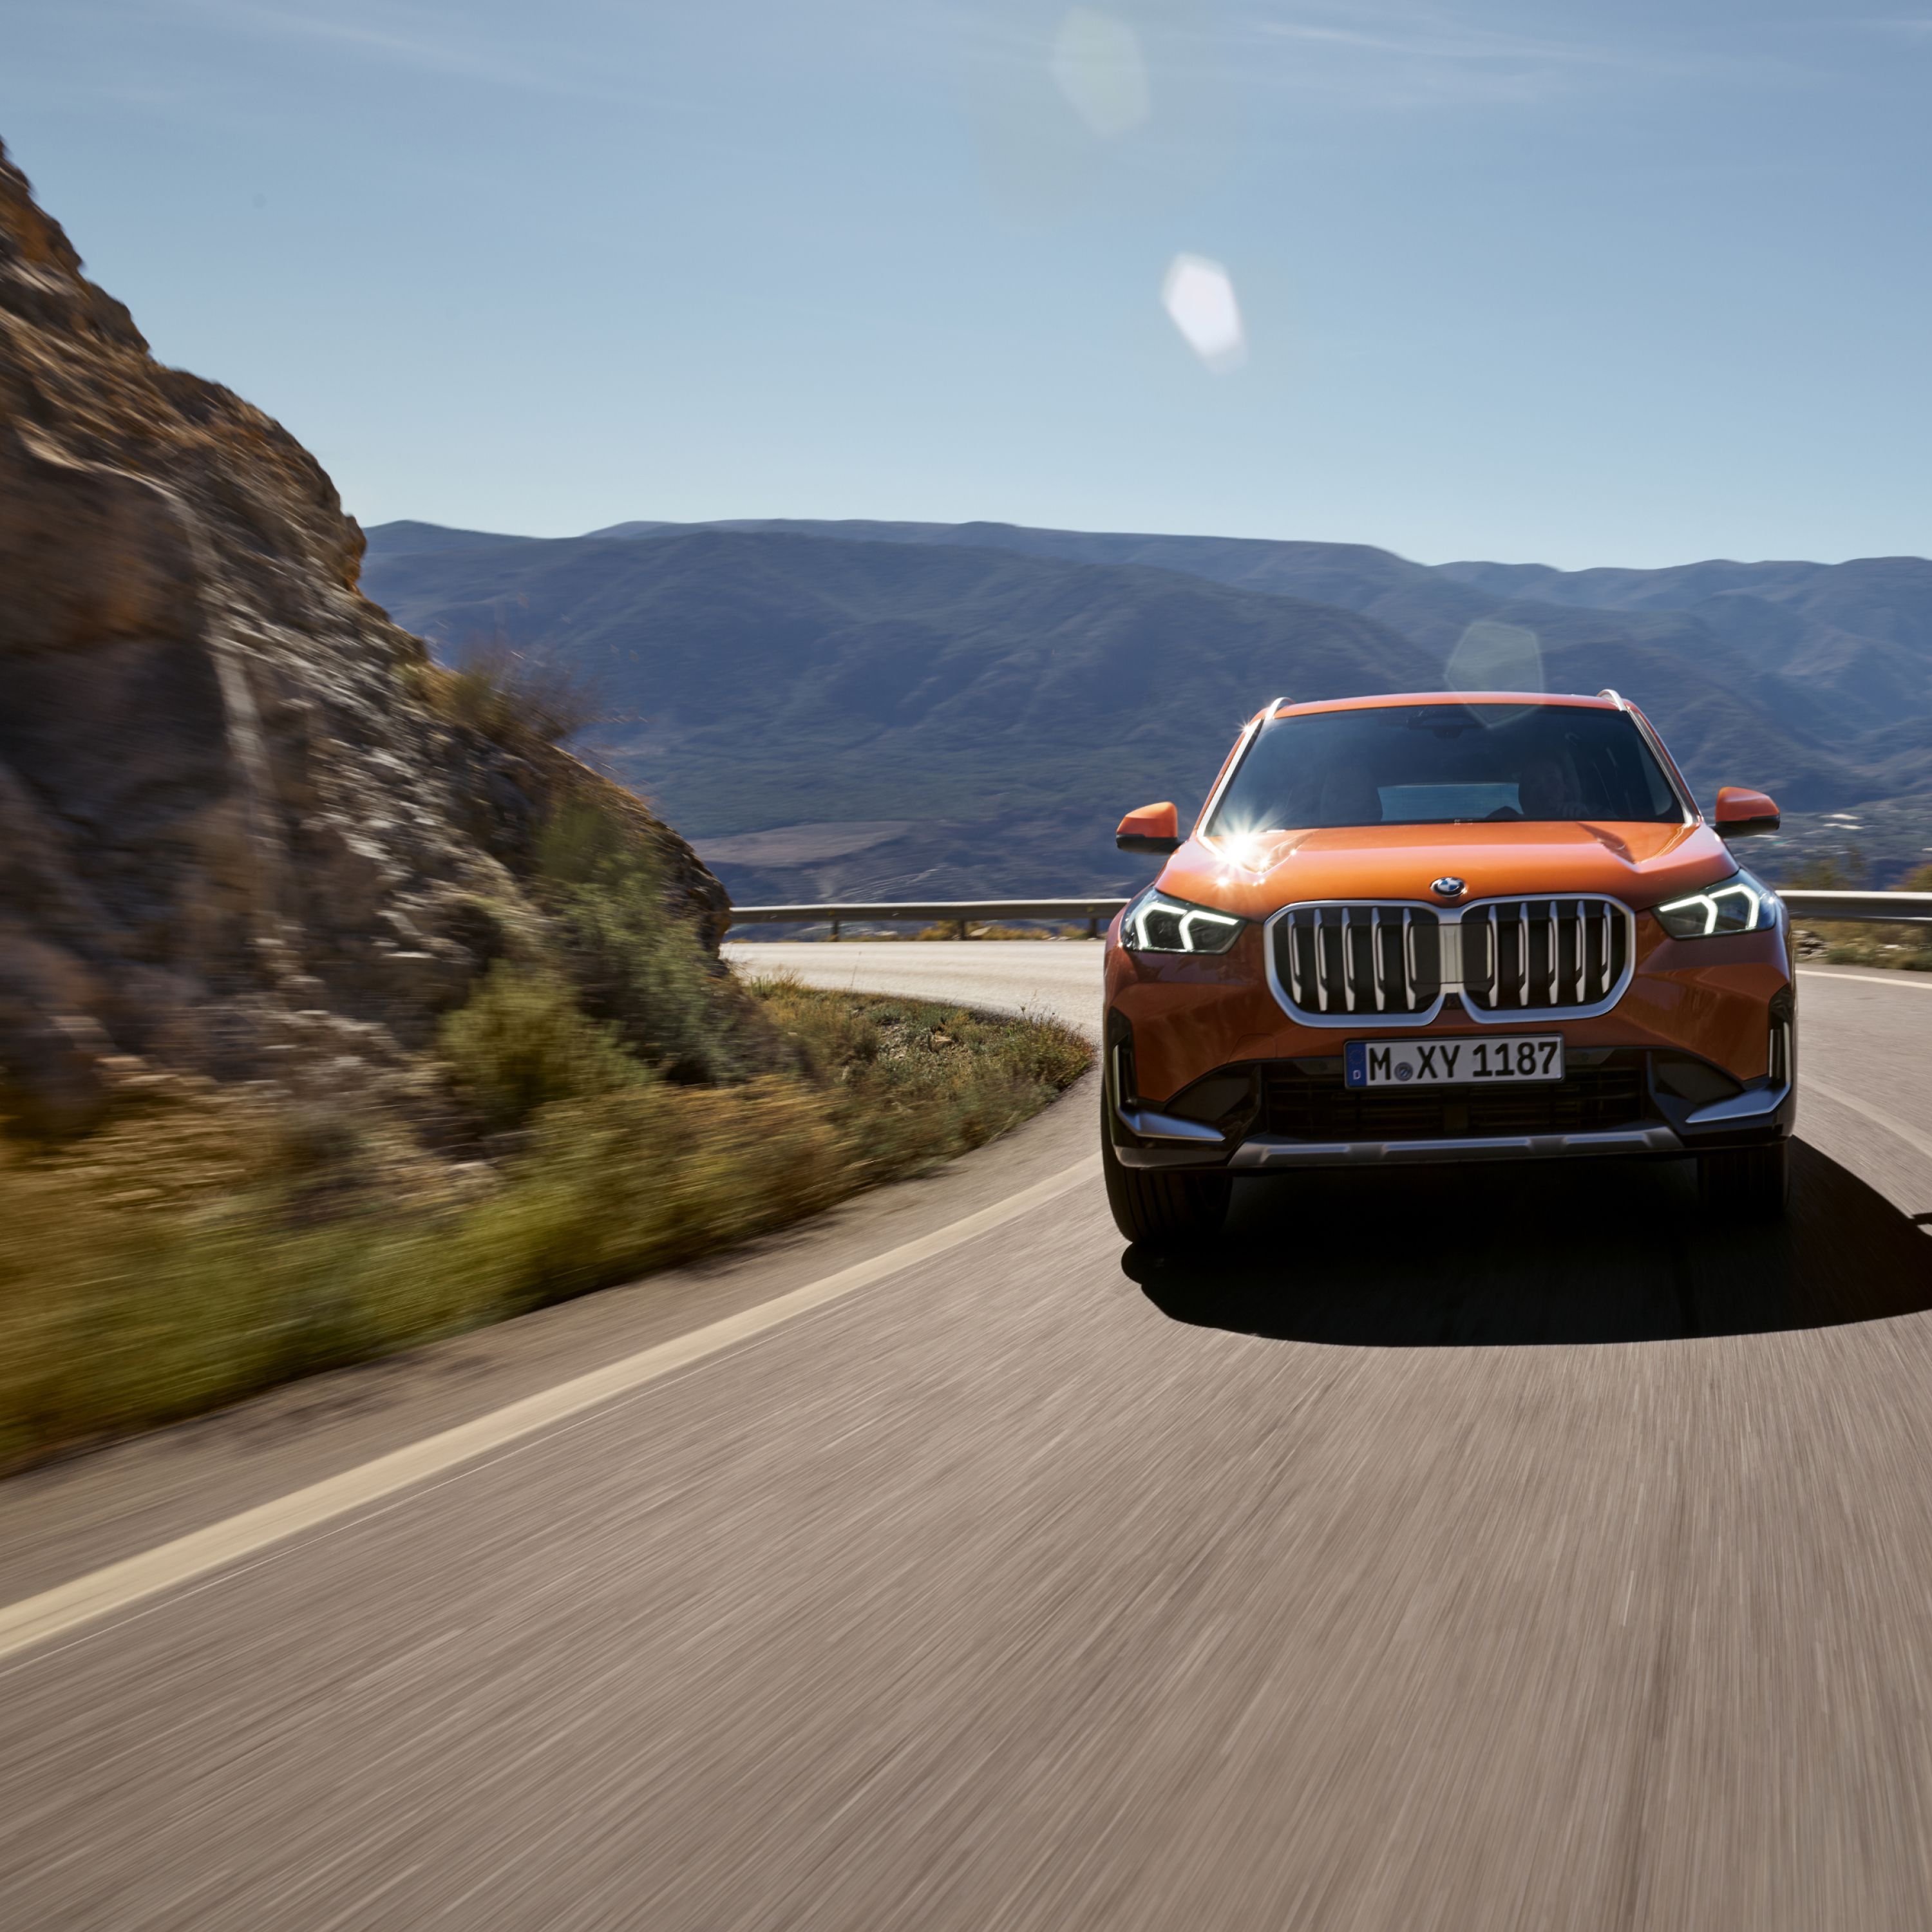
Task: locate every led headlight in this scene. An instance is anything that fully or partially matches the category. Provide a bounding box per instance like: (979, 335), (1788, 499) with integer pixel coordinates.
(1653, 869), (1779, 939)
(1122, 889), (1245, 954)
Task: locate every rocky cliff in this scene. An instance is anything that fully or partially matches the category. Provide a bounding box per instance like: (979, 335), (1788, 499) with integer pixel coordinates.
(0, 138), (734, 1134)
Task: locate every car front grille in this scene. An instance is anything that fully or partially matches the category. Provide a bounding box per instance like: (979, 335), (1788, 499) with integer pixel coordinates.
(1269, 896), (1634, 1022)
(1459, 897), (1630, 1012)
(1271, 905), (1443, 1016)
(1258, 1059), (1651, 1142)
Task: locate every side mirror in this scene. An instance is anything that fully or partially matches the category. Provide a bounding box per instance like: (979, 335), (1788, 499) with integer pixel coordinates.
(1714, 786), (1780, 837)
(1117, 801), (1182, 855)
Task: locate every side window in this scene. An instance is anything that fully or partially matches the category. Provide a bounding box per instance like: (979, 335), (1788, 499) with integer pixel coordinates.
(1645, 753), (1678, 818)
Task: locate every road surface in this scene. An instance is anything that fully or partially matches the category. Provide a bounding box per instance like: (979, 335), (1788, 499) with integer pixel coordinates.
(2, 945), (1931, 1929)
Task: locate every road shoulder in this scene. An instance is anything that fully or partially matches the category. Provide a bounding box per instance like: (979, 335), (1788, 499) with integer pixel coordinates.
(0, 1068), (1099, 1609)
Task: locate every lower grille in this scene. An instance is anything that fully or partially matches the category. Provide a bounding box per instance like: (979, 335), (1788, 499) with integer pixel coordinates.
(1258, 1059), (1651, 1142)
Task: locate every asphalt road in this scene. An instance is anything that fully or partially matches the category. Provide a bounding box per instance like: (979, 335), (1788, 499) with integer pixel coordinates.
(4, 944), (1932, 1928)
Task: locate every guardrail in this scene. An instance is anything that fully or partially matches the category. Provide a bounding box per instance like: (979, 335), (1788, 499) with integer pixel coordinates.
(1783, 891), (1932, 925)
(726, 890), (1932, 935)
(726, 898), (1128, 937)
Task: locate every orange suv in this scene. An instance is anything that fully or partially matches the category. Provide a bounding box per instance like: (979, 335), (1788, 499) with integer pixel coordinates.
(1103, 691), (1795, 1244)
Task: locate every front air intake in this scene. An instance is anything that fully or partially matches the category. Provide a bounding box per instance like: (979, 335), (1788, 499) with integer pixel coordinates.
(1272, 905), (1443, 1018)
(1459, 898), (1631, 1013)
(1267, 895), (1635, 1025)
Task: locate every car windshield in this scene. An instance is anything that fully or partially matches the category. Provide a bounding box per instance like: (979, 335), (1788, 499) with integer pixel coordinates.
(1206, 703), (1683, 835)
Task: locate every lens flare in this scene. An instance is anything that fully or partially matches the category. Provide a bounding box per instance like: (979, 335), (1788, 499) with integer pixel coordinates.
(1161, 253), (1245, 373)
(958, 0), (1237, 223)
(1446, 620), (1543, 719)
(1049, 8), (1152, 138)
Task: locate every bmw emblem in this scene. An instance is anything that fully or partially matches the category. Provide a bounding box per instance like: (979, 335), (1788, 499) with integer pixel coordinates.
(1431, 876), (1466, 900)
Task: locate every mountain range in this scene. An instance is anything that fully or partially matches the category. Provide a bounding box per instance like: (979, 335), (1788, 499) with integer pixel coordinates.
(361, 518), (1932, 904)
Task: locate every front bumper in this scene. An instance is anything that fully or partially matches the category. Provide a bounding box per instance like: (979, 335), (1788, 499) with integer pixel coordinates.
(1229, 1123), (1687, 1170)
(1109, 1052), (1794, 1171)
(1105, 918), (1797, 1173)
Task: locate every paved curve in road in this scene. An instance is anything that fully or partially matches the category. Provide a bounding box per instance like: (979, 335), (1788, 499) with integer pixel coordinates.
(3, 944), (1931, 1929)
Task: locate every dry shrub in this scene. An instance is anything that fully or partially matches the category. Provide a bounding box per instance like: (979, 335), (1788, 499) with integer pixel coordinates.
(456, 1079), (846, 1312)
(0, 974), (1088, 1473)
(0, 1137), (448, 1469)
(907, 922), (1095, 941)
(428, 633), (606, 746)
(1819, 929), (1932, 971)
(0, 1076), (843, 1472)
(747, 975), (1090, 1182)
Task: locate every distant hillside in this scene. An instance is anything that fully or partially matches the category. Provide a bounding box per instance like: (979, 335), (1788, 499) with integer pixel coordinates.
(525, 517), (1932, 742)
(361, 518), (1932, 899)
(363, 528), (1440, 895)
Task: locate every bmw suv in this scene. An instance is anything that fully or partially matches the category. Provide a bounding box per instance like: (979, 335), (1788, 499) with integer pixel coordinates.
(1103, 690), (1795, 1244)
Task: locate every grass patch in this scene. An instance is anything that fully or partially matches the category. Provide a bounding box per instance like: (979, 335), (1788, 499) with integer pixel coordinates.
(1788, 860), (1932, 972)
(0, 978), (1089, 1474)
(1811, 930), (1932, 971)
(748, 974), (1092, 1183)
(902, 923), (1098, 941)
(763, 923), (1100, 942)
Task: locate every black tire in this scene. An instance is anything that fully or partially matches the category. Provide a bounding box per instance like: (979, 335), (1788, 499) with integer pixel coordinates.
(1696, 1140), (1790, 1219)
(1102, 1108), (1231, 1246)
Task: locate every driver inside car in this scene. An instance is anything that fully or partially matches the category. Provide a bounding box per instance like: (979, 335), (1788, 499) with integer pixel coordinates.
(1515, 753), (1576, 821)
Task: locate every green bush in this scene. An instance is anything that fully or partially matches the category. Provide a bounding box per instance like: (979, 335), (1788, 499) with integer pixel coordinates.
(556, 866), (755, 1081)
(439, 963), (643, 1135)
(533, 804), (775, 1083)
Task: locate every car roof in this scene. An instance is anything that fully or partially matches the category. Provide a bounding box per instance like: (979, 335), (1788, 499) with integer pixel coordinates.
(1268, 691), (1623, 720)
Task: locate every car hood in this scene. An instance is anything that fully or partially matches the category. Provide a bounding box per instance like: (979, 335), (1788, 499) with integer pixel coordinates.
(1155, 820), (1739, 921)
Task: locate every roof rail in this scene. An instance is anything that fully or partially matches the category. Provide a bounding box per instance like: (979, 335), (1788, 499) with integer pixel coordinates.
(1596, 688), (1625, 707)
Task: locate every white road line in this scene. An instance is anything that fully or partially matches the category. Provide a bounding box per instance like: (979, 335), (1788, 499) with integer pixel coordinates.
(1799, 969), (1932, 993)
(1792, 969), (1932, 1164)
(0, 1154), (1101, 1666)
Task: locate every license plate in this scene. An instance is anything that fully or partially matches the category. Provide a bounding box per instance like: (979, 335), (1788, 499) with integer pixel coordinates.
(1345, 1035), (1563, 1088)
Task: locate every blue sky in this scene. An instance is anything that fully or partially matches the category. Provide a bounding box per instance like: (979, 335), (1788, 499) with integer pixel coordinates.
(5, 1), (1930, 566)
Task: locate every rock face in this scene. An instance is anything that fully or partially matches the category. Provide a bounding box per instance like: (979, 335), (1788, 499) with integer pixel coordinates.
(0, 138), (731, 1132)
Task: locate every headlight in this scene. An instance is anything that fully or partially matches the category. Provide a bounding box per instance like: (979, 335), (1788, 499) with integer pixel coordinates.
(1653, 869), (1779, 938)
(1122, 889), (1245, 954)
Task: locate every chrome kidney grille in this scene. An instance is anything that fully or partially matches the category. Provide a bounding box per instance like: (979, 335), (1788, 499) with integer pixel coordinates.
(1273, 906), (1443, 1016)
(1459, 898), (1630, 1012)
(1269, 897), (1633, 1024)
